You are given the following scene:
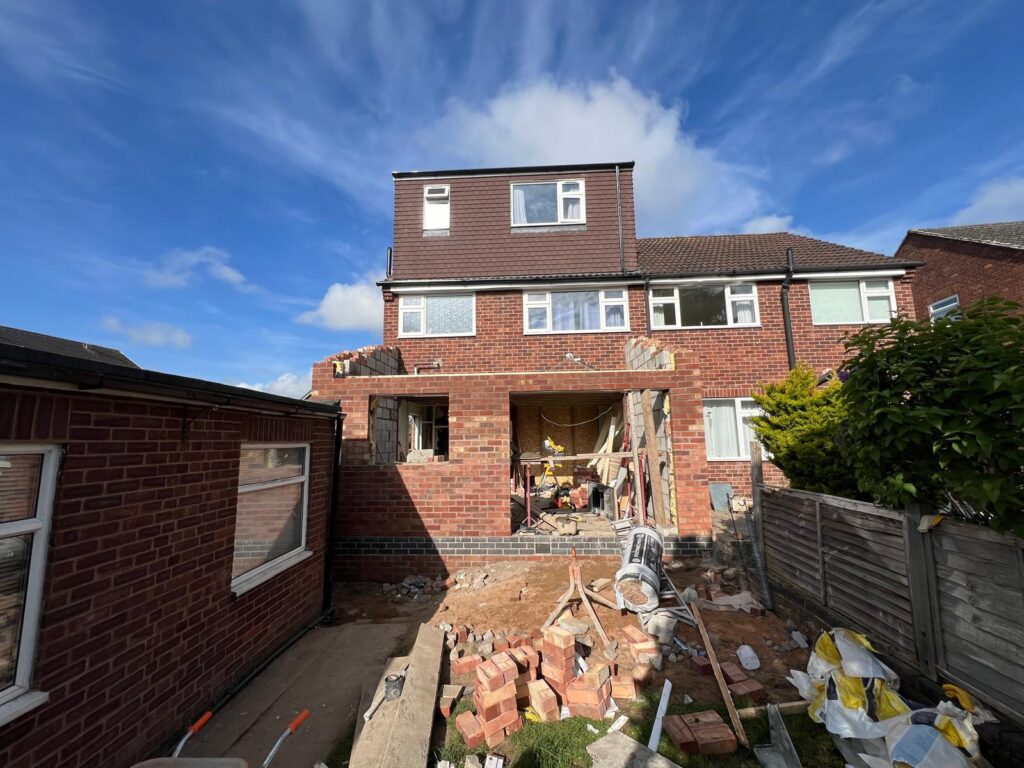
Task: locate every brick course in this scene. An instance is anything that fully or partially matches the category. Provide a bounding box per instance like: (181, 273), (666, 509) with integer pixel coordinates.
(0, 384), (335, 768)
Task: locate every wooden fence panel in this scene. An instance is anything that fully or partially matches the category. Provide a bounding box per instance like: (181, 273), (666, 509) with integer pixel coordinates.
(761, 489), (823, 599)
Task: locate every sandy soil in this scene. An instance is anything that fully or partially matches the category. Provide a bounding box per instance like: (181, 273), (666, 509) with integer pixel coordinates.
(336, 558), (812, 704)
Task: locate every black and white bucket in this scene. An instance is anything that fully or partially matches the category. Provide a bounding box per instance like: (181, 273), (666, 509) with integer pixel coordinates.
(614, 525), (664, 612)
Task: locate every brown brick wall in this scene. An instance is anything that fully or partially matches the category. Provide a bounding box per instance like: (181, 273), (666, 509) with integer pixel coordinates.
(896, 233), (1024, 318)
(391, 166), (637, 280)
(0, 385), (335, 768)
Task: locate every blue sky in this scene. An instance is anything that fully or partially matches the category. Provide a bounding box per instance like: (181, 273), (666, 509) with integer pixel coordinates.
(2, 0), (1023, 395)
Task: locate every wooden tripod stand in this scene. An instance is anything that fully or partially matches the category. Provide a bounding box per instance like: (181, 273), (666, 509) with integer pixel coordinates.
(541, 550), (618, 645)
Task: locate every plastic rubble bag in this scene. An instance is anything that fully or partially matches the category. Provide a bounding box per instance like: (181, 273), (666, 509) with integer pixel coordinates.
(884, 704), (978, 768)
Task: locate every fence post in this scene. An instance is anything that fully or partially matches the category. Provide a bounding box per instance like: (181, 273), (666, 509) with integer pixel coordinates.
(904, 504), (938, 679)
(815, 499), (827, 604)
(748, 442), (772, 608)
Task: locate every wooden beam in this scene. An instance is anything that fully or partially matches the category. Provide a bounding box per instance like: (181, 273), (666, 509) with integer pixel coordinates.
(689, 599), (749, 748)
(641, 390), (666, 525)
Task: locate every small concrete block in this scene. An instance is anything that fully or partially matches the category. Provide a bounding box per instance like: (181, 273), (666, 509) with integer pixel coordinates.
(727, 678), (768, 704)
(719, 661), (748, 685)
(464, 756), (483, 768)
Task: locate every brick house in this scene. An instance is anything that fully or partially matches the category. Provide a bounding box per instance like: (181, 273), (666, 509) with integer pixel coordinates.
(0, 330), (342, 768)
(892, 221), (1024, 320)
(311, 161), (917, 579)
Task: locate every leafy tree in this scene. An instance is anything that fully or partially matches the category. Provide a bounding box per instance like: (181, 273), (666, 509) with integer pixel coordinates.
(841, 298), (1024, 534)
(751, 364), (860, 498)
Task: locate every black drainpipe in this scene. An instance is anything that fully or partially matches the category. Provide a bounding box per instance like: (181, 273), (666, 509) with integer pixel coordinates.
(321, 410), (345, 621)
(781, 247), (797, 370)
(615, 165), (625, 274)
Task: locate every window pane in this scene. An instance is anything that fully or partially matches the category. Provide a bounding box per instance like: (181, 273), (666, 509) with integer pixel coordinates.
(864, 279), (890, 291)
(679, 286), (727, 326)
(729, 284), (754, 295)
(731, 300), (756, 325)
(527, 307), (548, 330)
(552, 291), (600, 331)
(653, 302), (677, 327)
(703, 400), (739, 458)
(0, 454), (42, 523)
(651, 288), (675, 299)
(525, 293), (547, 304)
(561, 181), (580, 193)
(426, 295), (473, 334)
(866, 295), (893, 322)
(239, 447), (306, 486)
(512, 183), (557, 225)
(402, 296), (423, 307)
(401, 310), (422, 334)
(562, 196), (581, 220)
(0, 534), (31, 690)
(810, 282), (863, 323)
(602, 289), (624, 299)
(232, 485), (303, 578)
(604, 304), (626, 328)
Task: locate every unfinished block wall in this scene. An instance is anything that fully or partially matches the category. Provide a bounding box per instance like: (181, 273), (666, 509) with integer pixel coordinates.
(0, 385), (335, 768)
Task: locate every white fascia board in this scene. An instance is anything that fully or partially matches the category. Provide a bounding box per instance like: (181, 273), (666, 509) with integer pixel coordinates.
(388, 279), (641, 293)
(794, 269), (906, 279)
(647, 268), (906, 285)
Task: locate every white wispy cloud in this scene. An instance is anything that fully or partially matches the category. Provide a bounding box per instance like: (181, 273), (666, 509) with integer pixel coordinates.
(101, 315), (191, 348)
(237, 371), (311, 399)
(144, 246), (257, 292)
(741, 214), (794, 234)
(427, 76), (763, 235)
(950, 177), (1024, 225)
(296, 273), (384, 332)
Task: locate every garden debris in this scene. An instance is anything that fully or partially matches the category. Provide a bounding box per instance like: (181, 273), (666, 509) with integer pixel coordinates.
(646, 679), (673, 751)
(736, 644), (761, 669)
(753, 704), (802, 768)
(588, 577), (612, 593)
(662, 710), (738, 756)
(789, 627), (980, 768)
(382, 574), (446, 601)
(438, 684), (463, 718)
(688, 596), (749, 748)
(586, 730), (683, 767)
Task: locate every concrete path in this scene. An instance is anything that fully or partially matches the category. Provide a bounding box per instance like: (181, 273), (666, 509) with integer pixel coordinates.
(184, 622), (411, 767)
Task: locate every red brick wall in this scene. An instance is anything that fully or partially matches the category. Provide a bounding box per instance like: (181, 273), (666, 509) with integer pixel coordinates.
(0, 384), (335, 768)
(312, 363), (709, 544)
(392, 166), (637, 279)
(896, 233), (1024, 319)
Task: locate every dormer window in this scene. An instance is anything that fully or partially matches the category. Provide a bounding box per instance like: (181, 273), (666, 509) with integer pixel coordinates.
(511, 179), (586, 226)
(423, 184), (450, 232)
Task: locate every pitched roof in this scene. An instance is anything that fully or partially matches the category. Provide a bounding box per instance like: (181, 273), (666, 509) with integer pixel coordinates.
(0, 325), (139, 368)
(909, 221), (1024, 251)
(637, 232), (910, 276)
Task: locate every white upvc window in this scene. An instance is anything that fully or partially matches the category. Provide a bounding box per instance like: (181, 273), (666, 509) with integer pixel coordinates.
(0, 444), (59, 726)
(398, 294), (476, 338)
(422, 184), (450, 231)
(510, 179), (586, 226)
(650, 283), (760, 329)
(523, 288), (628, 334)
(232, 444), (311, 596)
(929, 294), (961, 322)
(809, 278), (896, 325)
(703, 399), (761, 461)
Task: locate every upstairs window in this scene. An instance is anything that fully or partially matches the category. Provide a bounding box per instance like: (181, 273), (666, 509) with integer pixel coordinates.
(511, 180), (586, 226)
(929, 294), (961, 322)
(809, 279), (895, 325)
(422, 184), (450, 232)
(399, 294), (475, 337)
(651, 284), (759, 328)
(523, 289), (627, 334)
(0, 445), (59, 724)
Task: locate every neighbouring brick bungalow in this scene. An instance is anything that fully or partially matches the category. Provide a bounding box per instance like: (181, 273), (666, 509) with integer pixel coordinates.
(311, 161), (919, 579)
(892, 221), (1024, 320)
(0, 331), (342, 768)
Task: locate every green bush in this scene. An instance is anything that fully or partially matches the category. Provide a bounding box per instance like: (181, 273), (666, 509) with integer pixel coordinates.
(841, 298), (1024, 535)
(751, 364), (861, 498)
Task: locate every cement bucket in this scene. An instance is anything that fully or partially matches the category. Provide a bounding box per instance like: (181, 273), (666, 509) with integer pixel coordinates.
(614, 525), (663, 612)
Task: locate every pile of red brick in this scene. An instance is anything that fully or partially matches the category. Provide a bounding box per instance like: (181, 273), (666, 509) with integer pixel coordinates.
(663, 711), (737, 755)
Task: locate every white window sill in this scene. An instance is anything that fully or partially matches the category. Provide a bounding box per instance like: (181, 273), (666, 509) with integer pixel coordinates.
(0, 689), (49, 728)
(653, 324), (762, 331)
(231, 550), (314, 597)
(811, 320), (891, 327)
(510, 221), (586, 228)
(523, 327), (631, 336)
(397, 332), (476, 339)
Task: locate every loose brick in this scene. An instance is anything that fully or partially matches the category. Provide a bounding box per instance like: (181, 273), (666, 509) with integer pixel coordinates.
(690, 655), (713, 676)
(455, 711), (484, 749)
(610, 674), (637, 701)
(694, 723), (738, 755)
(452, 654), (483, 676)
(727, 678), (768, 704)
(662, 715), (698, 754)
(720, 661), (748, 685)
(481, 708), (521, 738)
(543, 625), (576, 650)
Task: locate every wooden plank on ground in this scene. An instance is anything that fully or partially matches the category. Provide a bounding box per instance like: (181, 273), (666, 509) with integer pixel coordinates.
(641, 390), (666, 525)
(381, 624), (443, 768)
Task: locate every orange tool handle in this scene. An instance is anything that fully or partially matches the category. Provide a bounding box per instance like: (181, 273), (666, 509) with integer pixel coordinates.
(288, 709), (310, 733)
(190, 711), (214, 734)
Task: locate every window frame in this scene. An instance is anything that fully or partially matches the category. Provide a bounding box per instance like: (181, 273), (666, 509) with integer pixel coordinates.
(397, 293), (477, 339)
(522, 288), (629, 335)
(649, 283), (761, 329)
(929, 294), (961, 322)
(0, 443), (59, 725)
(702, 398), (761, 461)
(809, 278), (897, 326)
(422, 183), (451, 232)
(231, 442), (312, 596)
(509, 179), (587, 227)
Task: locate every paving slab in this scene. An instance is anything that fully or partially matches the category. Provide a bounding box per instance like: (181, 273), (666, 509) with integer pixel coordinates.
(184, 622), (410, 767)
(586, 730), (683, 767)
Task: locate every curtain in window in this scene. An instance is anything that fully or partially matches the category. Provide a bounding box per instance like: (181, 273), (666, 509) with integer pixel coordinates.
(703, 400), (739, 458)
(732, 300), (756, 324)
(512, 187), (527, 226)
(810, 282), (863, 323)
(552, 291), (599, 331)
(425, 295), (473, 334)
(563, 197), (581, 220)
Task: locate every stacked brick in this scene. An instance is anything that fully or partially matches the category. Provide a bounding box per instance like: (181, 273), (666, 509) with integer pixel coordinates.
(456, 652), (526, 748)
(663, 711), (737, 755)
(621, 624), (661, 665)
(565, 662), (614, 720)
(538, 626), (577, 701)
(720, 661), (768, 703)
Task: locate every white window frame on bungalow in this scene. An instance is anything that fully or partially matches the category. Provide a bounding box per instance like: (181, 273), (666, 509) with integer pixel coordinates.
(522, 288), (629, 334)
(231, 443), (312, 596)
(809, 278), (897, 325)
(649, 283), (760, 329)
(510, 179), (586, 227)
(929, 294), (961, 322)
(422, 183), (450, 232)
(0, 444), (60, 727)
(398, 294), (476, 338)
(702, 399), (761, 461)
